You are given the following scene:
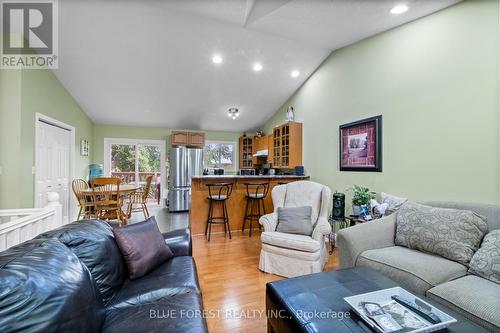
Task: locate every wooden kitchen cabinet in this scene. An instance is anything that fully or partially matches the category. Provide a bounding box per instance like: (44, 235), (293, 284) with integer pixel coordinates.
(239, 136), (254, 168)
(171, 131), (189, 146)
(188, 132), (205, 147)
(272, 122), (302, 168)
(251, 135), (270, 166)
(171, 131), (205, 147)
(267, 135), (273, 164)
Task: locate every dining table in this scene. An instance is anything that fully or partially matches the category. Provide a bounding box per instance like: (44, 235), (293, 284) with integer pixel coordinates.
(80, 184), (142, 223)
(80, 184), (142, 195)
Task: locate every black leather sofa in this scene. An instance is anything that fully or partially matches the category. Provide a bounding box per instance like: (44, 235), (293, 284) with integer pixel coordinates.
(0, 220), (208, 333)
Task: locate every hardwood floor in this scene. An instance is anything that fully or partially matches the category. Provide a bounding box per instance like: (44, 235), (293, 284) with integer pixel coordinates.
(132, 209), (340, 332)
(193, 230), (340, 333)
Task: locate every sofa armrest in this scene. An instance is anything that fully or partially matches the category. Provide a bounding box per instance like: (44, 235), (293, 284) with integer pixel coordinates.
(162, 228), (192, 257)
(337, 214), (396, 269)
(312, 218), (332, 242)
(259, 213), (278, 232)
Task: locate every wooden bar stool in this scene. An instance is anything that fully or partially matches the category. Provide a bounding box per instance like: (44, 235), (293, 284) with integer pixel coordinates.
(205, 183), (233, 241)
(242, 182), (269, 237)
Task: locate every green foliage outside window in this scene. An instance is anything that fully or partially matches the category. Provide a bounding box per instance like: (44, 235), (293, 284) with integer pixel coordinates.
(111, 145), (160, 172)
(204, 143), (234, 170)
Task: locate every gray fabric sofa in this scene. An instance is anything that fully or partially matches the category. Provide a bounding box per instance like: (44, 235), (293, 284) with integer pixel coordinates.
(338, 202), (500, 332)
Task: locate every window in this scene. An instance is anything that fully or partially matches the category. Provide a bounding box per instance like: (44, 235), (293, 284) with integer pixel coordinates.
(204, 141), (237, 171)
(103, 138), (166, 205)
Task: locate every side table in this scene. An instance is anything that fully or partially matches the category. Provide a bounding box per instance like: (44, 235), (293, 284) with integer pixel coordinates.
(327, 215), (350, 254)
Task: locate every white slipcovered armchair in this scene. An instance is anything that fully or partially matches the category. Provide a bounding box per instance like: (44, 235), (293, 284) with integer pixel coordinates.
(259, 181), (332, 277)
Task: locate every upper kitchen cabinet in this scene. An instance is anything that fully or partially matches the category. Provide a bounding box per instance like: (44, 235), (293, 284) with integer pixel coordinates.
(171, 131), (205, 147)
(171, 131), (188, 146)
(267, 134), (273, 164)
(272, 122), (302, 168)
(188, 132), (205, 147)
(239, 136), (254, 168)
(252, 135), (270, 166)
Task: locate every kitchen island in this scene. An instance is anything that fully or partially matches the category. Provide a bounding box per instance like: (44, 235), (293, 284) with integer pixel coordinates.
(190, 175), (309, 236)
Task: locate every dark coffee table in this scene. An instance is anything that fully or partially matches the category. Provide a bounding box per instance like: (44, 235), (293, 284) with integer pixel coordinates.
(266, 267), (487, 333)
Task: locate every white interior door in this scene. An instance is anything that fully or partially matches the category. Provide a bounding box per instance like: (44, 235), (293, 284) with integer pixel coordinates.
(36, 121), (71, 222)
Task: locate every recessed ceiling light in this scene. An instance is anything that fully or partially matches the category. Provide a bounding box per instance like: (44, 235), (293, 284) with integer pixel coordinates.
(253, 63), (263, 71)
(291, 70), (300, 78)
(390, 4), (408, 14)
(212, 55), (223, 64)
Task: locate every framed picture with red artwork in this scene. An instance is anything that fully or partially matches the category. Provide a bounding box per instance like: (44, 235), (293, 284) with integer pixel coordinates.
(339, 115), (382, 172)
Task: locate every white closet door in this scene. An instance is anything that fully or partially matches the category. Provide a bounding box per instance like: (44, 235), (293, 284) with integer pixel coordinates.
(36, 121), (71, 222)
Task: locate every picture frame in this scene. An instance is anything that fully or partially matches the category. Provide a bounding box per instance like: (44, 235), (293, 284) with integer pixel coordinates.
(80, 139), (89, 156)
(339, 115), (382, 172)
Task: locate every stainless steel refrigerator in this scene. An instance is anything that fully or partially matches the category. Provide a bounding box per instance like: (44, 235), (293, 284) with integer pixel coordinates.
(168, 147), (203, 212)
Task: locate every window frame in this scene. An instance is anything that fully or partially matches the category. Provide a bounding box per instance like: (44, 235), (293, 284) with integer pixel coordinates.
(203, 140), (238, 172)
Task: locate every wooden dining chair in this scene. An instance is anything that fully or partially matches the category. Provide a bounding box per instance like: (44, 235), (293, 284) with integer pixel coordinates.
(90, 177), (127, 226)
(127, 175), (153, 219)
(72, 179), (95, 220)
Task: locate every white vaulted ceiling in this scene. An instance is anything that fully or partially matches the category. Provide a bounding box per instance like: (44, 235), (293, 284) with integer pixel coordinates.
(54, 0), (461, 132)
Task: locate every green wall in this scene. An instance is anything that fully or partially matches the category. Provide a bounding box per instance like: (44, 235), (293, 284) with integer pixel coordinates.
(263, 0), (500, 206)
(92, 124), (242, 170)
(0, 67), (94, 209)
(0, 69), (22, 208)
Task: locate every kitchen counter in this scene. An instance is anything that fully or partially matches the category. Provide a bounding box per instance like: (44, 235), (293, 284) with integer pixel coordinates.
(189, 175), (309, 236)
(192, 175), (309, 179)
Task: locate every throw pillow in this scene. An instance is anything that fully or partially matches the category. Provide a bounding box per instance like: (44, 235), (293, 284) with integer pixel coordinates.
(469, 230), (500, 283)
(275, 206), (313, 236)
(113, 216), (173, 280)
(395, 202), (488, 265)
(381, 192), (408, 215)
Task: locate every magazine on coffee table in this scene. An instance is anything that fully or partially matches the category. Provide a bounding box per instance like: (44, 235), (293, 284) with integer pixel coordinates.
(344, 287), (457, 333)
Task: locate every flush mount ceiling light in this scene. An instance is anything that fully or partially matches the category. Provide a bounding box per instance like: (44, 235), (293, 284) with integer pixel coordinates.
(253, 63), (263, 71)
(227, 107), (239, 119)
(212, 55), (223, 64)
(390, 4), (408, 14)
(291, 70), (300, 78)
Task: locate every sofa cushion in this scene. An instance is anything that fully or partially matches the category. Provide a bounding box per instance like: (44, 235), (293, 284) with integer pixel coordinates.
(107, 256), (201, 310)
(283, 181), (323, 223)
(469, 230), (500, 283)
(261, 231), (320, 253)
(276, 206), (313, 236)
(102, 291), (207, 333)
(36, 219), (127, 304)
(113, 217), (173, 280)
(0, 238), (104, 332)
(395, 202), (488, 265)
(357, 246), (467, 294)
(427, 275), (500, 332)
(381, 192), (408, 215)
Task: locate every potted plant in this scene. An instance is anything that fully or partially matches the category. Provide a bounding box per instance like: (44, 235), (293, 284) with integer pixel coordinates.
(351, 185), (376, 216)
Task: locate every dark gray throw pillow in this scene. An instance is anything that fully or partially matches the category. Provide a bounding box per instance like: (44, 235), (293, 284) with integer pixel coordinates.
(395, 202), (488, 265)
(113, 217), (173, 280)
(469, 230), (500, 283)
(275, 206), (313, 236)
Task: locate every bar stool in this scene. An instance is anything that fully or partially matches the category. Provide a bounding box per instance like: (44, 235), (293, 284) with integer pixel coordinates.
(242, 182), (270, 237)
(205, 183), (233, 241)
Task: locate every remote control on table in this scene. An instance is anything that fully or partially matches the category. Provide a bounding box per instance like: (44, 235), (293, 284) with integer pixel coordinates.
(391, 295), (441, 324)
